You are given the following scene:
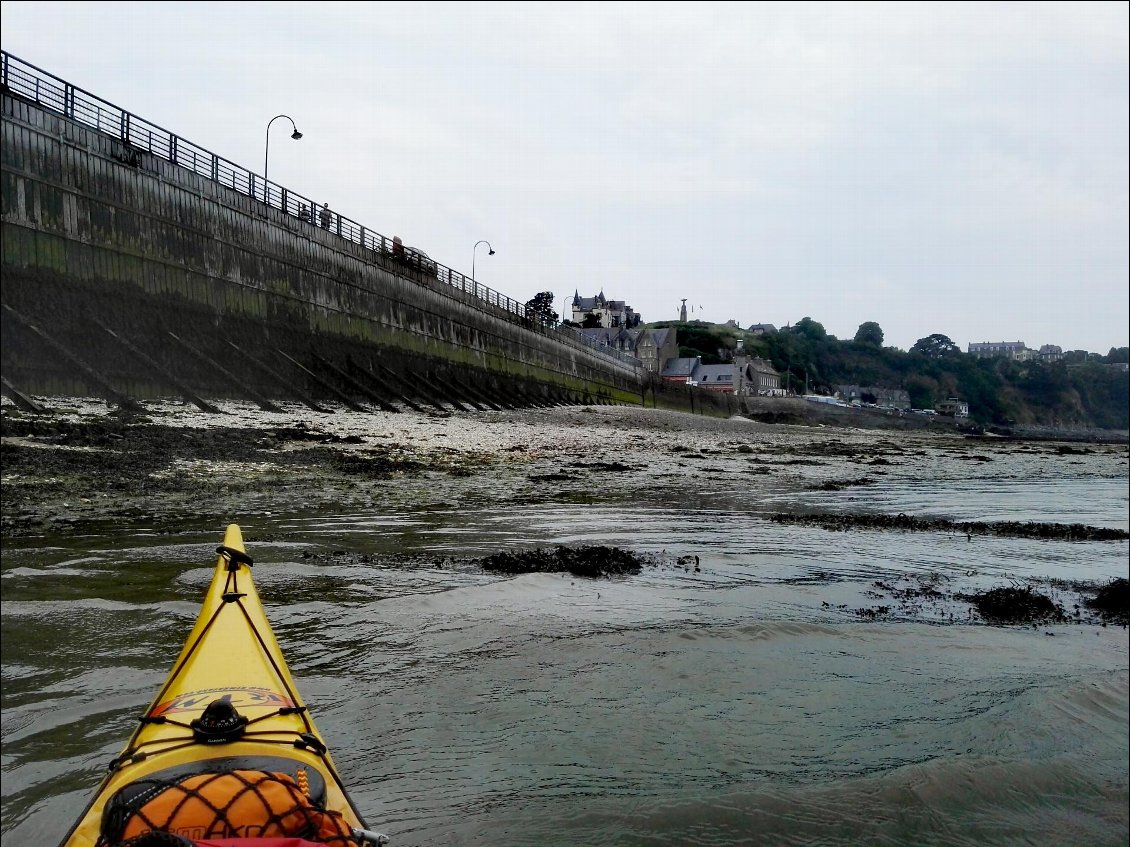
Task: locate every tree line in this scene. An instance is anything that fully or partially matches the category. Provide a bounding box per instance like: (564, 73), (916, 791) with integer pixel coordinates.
(650, 317), (1129, 429)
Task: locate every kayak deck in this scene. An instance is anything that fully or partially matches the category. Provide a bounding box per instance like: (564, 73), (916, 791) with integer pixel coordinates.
(61, 524), (379, 847)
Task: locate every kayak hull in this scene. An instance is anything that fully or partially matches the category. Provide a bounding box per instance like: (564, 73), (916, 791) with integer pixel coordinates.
(61, 524), (367, 847)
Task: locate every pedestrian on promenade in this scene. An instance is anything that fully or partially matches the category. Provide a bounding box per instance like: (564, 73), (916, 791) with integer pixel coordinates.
(319, 203), (331, 229)
(298, 204), (311, 223)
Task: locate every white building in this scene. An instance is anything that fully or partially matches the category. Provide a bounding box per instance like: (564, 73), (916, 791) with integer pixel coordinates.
(570, 291), (640, 328)
(967, 341), (1033, 361)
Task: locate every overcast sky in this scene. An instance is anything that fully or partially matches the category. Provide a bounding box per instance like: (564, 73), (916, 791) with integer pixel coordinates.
(2, 1), (1127, 353)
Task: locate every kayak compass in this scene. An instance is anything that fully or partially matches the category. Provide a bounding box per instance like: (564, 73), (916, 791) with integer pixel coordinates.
(190, 697), (249, 744)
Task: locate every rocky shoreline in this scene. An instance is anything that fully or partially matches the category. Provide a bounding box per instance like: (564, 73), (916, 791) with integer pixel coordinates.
(737, 396), (1130, 444)
(2, 396), (1128, 630)
(2, 396), (1128, 535)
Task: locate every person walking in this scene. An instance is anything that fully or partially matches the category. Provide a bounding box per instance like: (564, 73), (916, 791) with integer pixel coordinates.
(319, 202), (331, 230)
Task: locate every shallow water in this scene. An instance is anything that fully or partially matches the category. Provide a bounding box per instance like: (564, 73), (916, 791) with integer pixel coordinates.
(1, 409), (1128, 847)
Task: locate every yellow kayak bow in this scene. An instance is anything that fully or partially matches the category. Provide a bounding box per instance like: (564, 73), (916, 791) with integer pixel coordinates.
(61, 524), (385, 847)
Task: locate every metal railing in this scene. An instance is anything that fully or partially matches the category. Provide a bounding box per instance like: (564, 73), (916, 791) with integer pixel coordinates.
(0, 50), (641, 370)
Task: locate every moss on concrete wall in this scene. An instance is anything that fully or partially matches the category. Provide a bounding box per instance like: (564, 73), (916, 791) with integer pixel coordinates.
(2, 92), (731, 416)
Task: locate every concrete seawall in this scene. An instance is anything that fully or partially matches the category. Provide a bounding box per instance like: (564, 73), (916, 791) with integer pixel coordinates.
(2, 86), (741, 416)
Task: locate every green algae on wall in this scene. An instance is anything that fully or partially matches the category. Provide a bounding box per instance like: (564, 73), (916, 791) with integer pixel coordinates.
(34, 230), (69, 274)
(2, 89), (659, 408)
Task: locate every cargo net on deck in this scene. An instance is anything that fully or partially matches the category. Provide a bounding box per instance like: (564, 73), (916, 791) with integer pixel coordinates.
(100, 768), (355, 847)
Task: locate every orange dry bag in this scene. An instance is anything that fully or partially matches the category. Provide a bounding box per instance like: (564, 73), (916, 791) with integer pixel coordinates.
(100, 769), (354, 847)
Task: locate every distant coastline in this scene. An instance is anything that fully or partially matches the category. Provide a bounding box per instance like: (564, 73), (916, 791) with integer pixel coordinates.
(736, 396), (1129, 444)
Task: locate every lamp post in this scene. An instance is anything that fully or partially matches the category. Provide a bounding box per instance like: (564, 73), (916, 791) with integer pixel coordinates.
(472, 240), (495, 296)
(264, 114), (302, 203)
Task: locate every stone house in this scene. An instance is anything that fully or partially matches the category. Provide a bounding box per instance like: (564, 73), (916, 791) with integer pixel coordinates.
(742, 356), (784, 395)
(967, 341), (1033, 361)
(577, 326), (679, 373)
(693, 363), (737, 392)
(630, 327), (678, 373)
(659, 355), (783, 395)
(570, 291), (641, 328)
(1038, 345), (1064, 362)
(660, 357), (700, 384)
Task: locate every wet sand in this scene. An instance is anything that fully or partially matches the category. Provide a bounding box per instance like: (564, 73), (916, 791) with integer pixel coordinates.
(3, 397), (1127, 541)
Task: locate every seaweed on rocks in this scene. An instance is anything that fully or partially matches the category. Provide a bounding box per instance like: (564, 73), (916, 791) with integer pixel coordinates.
(1083, 577), (1129, 625)
(568, 461), (634, 472)
(768, 511), (1130, 541)
(324, 449), (424, 477)
(960, 586), (1068, 624)
(480, 546), (644, 578)
(528, 472), (574, 482)
(854, 605), (891, 619)
(856, 573), (1125, 628)
(811, 478), (876, 491)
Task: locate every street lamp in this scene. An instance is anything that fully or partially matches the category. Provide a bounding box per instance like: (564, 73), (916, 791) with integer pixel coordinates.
(264, 114), (302, 202)
(472, 240), (495, 295)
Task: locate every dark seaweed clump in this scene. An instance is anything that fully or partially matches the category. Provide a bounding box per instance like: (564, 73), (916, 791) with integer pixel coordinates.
(1084, 578), (1129, 625)
(768, 511), (1129, 541)
(963, 586), (1067, 624)
(481, 546), (643, 578)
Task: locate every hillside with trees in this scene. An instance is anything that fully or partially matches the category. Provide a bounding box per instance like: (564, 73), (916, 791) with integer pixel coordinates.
(647, 318), (1129, 430)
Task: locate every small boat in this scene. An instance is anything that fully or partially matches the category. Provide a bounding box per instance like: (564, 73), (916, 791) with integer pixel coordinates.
(61, 524), (387, 847)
